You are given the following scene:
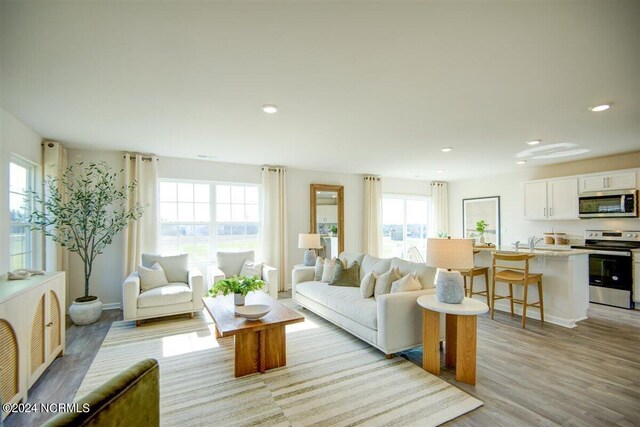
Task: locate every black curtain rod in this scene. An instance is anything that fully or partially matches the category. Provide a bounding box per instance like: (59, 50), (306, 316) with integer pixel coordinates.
(123, 155), (158, 161)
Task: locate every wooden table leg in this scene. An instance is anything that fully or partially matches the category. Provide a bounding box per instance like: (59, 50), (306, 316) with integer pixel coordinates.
(264, 325), (286, 370)
(214, 324), (222, 339)
(234, 331), (260, 377)
(234, 325), (288, 377)
(455, 315), (477, 385)
(422, 308), (440, 375)
(445, 314), (457, 368)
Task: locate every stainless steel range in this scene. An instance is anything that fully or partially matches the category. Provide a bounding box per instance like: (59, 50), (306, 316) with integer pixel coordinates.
(572, 230), (640, 309)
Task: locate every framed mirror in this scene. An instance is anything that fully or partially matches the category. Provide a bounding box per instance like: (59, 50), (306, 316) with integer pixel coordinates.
(310, 184), (344, 258)
(462, 196), (501, 246)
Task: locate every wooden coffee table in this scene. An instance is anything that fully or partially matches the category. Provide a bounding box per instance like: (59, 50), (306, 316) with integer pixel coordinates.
(202, 292), (304, 377)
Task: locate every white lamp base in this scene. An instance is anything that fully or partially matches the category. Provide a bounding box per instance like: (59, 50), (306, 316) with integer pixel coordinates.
(435, 270), (465, 304)
(303, 249), (317, 266)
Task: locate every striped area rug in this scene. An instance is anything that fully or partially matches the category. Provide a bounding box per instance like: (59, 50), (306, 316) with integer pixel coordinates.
(77, 300), (482, 426)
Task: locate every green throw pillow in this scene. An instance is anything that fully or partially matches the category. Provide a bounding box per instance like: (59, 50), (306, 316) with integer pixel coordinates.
(329, 259), (360, 287)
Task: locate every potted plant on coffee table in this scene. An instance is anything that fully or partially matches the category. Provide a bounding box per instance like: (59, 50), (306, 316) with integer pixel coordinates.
(209, 275), (266, 306)
(26, 162), (144, 325)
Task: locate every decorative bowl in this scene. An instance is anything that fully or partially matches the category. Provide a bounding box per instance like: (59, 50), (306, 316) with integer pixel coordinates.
(235, 304), (271, 319)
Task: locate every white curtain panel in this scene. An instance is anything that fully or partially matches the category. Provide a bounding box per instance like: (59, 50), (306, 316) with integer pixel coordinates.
(124, 153), (159, 277)
(430, 181), (449, 236)
(42, 141), (70, 300)
(362, 176), (383, 256)
(262, 166), (287, 297)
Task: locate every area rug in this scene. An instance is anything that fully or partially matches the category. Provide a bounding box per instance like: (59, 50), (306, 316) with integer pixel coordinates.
(76, 300), (482, 426)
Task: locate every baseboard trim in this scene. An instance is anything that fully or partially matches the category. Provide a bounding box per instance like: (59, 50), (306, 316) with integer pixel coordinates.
(492, 300), (586, 329)
(103, 302), (122, 311)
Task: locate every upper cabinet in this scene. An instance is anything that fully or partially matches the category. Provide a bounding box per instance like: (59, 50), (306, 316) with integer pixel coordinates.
(523, 178), (578, 220)
(579, 171), (636, 193)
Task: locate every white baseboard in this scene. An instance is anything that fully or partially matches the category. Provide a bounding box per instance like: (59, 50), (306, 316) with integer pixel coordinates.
(102, 302), (122, 311)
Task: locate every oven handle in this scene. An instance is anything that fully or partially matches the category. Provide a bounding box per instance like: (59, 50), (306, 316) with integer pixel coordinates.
(589, 250), (631, 257)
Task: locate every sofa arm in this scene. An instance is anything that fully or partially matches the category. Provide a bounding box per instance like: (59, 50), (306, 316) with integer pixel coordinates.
(376, 288), (443, 353)
(262, 265), (279, 299)
(291, 268), (315, 300)
(189, 268), (205, 309)
(206, 266), (226, 291)
(123, 272), (141, 321)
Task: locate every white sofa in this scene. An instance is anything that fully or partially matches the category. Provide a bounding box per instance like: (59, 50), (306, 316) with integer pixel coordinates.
(123, 254), (205, 323)
(292, 251), (442, 356)
(207, 250), (279, 299)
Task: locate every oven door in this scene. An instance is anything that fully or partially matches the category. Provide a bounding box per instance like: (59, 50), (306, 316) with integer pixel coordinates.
(588, 250), (633, 308)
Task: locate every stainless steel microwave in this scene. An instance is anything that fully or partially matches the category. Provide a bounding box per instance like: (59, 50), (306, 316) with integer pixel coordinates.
(579, 190), (638, 218)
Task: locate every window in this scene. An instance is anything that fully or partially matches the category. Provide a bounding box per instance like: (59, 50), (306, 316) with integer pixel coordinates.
(159, 180), (261, 264)
(9, 156), (36, 270)
(382, 195), (431, 260)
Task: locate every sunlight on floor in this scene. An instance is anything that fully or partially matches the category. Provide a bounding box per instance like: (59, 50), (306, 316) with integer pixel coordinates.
(286, 317), (320, 334)
(161, 326), (220, 357)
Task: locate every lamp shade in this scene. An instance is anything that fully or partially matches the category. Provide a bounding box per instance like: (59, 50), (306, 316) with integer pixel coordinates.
(426, 238), (474, 270)
(298, 233), (321, 249)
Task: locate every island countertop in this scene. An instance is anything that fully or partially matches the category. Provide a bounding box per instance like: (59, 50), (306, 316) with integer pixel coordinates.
(473, 245), (592, 257)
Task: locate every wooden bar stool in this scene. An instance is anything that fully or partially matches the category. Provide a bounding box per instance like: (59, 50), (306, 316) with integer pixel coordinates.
(490, 253), (544, 329)
(459, 250), (490, 305)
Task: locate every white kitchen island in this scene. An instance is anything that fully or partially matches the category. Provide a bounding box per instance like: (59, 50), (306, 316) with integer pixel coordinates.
(472, 246), (591, 328)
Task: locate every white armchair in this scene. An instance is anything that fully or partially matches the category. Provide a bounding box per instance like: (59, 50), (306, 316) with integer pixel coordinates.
(207, 250), (278, 299)
(123, 254), (205, 324)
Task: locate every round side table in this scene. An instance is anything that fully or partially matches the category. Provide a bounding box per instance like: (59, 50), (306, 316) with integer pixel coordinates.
(417, 294), (488, 385)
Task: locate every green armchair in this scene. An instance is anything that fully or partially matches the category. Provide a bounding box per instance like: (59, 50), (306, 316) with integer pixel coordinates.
(43, 358), (159, 427)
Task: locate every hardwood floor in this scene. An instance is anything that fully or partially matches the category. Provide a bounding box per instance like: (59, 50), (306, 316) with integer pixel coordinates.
(5, 301), (640, 426)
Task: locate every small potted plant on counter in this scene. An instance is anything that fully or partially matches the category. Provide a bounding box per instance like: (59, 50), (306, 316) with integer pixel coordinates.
(475, 220), (488, 244)
(209, 276), (266, 306)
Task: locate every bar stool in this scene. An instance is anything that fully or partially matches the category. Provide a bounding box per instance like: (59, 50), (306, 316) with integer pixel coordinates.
(490, 253), (544, 329)
(459, 250), (490, 305)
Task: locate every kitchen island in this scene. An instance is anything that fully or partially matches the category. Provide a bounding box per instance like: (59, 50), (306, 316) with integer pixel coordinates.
(472, 245), (591, 328)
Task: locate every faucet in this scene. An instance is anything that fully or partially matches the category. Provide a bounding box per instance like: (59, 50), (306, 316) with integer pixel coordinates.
(513, 241), (521, 250)
(528, 236), (543, 251)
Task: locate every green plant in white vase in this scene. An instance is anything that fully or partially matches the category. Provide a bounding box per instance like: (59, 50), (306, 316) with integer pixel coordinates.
(475, 220), (488, 244)
(26, 161), (144, 325)
(209, 275), (265, 306)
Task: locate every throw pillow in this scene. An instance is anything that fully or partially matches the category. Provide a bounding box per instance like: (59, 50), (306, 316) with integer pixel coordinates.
(314, 257), (325, 281)
(360, 271), (377, 298)
(239, 259), (263, 278)
(374, 267), (401, 299)
(141, 253), (188, 283)
(330, 260), (360, 287)
(391, 272), (422, 293)
(321, 258), (337, 283)
(138, 262), (169, 292)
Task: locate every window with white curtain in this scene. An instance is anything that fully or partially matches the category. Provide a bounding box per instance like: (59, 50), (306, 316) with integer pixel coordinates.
(9, 156), (37, 270)
(382, 195), (431, 260)
(159, 180), (261, 263)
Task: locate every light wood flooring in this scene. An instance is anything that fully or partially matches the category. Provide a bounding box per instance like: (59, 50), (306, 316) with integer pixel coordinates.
(6, 298), (640, 427)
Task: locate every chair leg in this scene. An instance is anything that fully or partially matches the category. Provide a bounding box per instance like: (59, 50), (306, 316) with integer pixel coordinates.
(484, 270), (490, 306)
(463, 275), (468, 296)
(508, 283), (514, 315)
(136, 320), (142, 327)
(491, 277), (497, 320)
(469, 274), (475, 300)
(538, 280), (545, 324)
(522, 284), (528, 329)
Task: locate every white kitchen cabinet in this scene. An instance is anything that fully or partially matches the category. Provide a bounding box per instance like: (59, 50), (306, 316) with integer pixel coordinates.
(579, 171), (636, 193)
(316, 205), (338, 223)
(523, 181), (548, 220)
(547, 178), (578, 219)
(523, 178), (579, 220)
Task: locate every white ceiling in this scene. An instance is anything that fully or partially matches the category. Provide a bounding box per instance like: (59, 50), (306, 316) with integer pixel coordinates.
(1, 1), (639, 181)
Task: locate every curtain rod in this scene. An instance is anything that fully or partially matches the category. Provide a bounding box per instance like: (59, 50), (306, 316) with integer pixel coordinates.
(123, 155), (158, 162)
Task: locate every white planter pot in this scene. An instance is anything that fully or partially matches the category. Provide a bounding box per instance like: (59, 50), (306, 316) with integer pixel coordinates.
(69, 297), (103, 325)
(234, 293), (245, 306)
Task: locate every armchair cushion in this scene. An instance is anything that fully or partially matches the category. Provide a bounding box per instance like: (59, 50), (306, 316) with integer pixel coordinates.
(141, 253), (189, 283)
(217, 250), (254, 277)
(138, 262), (169, 292)
(239, 259), (263, 278)
(137, 283), (193, 308)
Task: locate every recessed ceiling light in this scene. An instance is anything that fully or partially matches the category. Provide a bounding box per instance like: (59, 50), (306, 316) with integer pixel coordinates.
(440, 147), (453, 153)
(261, 104), (278, 114)
(527, 140), (541, 145)
(436, 169), (445, 173)
(588, 104), (611, 112)
(516, 160), (527, 165)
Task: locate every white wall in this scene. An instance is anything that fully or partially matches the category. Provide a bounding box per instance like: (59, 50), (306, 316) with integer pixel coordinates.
(0, 108), (42, 272)
(448, 152), (640, 245)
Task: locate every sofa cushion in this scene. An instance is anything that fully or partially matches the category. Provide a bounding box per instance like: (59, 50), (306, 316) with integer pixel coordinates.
(330, 260), (360, 287)
(137, 283), (193, 308)
(360, 271), (377, 298)
(217, 251), (255, 277)
(390, 258), (437, 289)
(296, 282), (377, 330)
(141, 254), (188, 284)
(314, 257), (325, 281)
(391, 272), (422, 293)
(374, 267), (401, 299)
(138, 262), (169, 292)
(321, 258), (337, 282)
(338, 252), (365, 272)
(361, 255), (392, 280)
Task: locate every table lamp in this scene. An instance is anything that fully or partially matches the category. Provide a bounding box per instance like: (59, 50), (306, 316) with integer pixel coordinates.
(426, 238), (474, 304)
(298, 233), (321, 266)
